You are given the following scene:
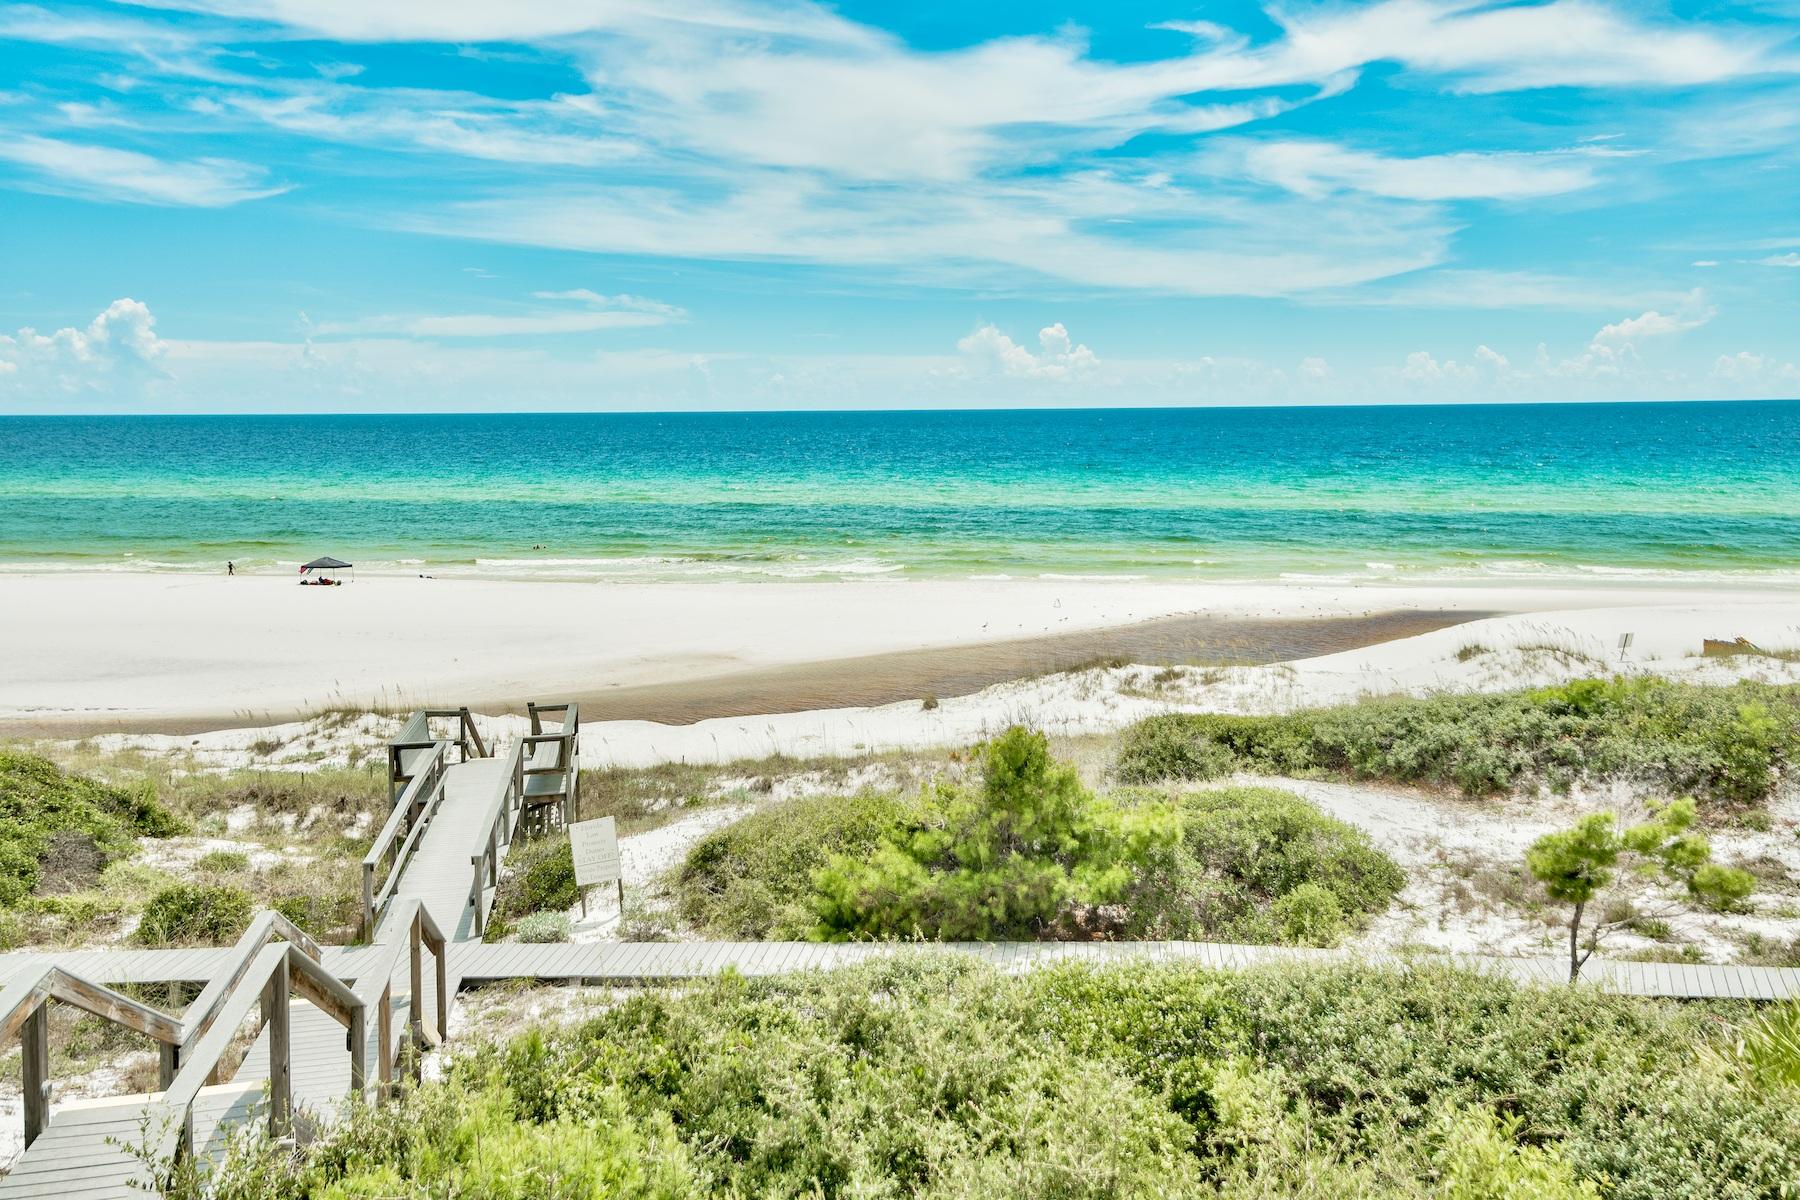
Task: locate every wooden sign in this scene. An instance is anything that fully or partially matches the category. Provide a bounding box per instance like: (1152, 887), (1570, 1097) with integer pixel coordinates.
(569, 817), (621, 888)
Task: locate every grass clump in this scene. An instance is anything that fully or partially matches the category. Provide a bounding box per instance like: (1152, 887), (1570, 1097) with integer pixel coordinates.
(0, 751), (182, 906)
(186, 956), (1800, 1200)
(1115, 678), (1800, 805)
(134, 882), (252, 946)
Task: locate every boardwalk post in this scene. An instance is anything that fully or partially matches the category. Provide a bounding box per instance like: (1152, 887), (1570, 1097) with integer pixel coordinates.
(264, 956), (291, 1141)
(159, 982), (186, 1087)
(361, 864), (375, 941)
(470, 853), (486, 936)
(349, 997), (368, 1099)
(21, 1005), (49, 1149)
(409, 912), (424, 1048)
(375, 982), (391, 1100)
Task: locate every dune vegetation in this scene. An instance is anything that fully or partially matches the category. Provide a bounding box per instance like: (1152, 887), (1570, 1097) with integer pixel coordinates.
(1114, 677), (1800, 806)
(674, 729), (1402, 945)
(0, 749), (384, 949)
(164, 955), (1800, 1200)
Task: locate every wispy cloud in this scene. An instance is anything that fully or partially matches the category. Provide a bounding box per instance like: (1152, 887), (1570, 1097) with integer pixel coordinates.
(0, 135), (285, 205)
(314, 289), (685, 337)
(1235, 141), (1609, 201)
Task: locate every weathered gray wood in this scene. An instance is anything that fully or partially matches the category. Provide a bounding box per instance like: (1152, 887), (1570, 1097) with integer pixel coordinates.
(20, 1004), (48, 1150)
(264, 955), (291, 1140)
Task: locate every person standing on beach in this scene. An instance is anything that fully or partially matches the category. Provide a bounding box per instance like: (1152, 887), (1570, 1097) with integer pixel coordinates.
(227, 561), (234, 575)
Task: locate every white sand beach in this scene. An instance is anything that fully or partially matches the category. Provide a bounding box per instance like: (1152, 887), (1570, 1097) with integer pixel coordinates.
(3, 570), (1799, 733)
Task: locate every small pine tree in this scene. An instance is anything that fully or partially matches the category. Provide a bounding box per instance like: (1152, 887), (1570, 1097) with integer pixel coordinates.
(1526, 797), (1754, 981)
(812, 726), (1178, 940)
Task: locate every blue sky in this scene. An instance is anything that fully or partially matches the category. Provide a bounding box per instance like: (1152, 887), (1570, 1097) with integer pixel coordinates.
(0, 0), (1796, 411)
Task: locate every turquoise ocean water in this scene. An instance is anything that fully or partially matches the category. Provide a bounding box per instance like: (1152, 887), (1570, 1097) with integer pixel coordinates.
(3, 402), (1799, 584)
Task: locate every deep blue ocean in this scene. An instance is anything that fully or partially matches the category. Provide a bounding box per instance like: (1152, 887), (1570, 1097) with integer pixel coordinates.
(4, 401), (1799, 583)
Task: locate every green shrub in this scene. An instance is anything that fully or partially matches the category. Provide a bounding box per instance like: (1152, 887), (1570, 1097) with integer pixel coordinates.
(1110, 716), (1238, 783)
(1115, 679), (1800, 805)
(1122, 785), (1403, 943)
(514, 911), (571, 944)
(1432, 1106), (1601, 1199)
(0, 752), (181, 906)
(811, 727), (1179, 940)
(134, 882), (252, 946)
(676, 790), (918, 938)
(490, 835), (578, 925)
(1271, 882), (1345, 947)
(194, 956), (1800, 1200)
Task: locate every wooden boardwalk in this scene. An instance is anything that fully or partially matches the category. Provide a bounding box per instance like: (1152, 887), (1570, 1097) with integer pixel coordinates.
(11, 938), (1799, 1004)
(454, 939), (1800, 1000)
(0, 748), (518, 1199)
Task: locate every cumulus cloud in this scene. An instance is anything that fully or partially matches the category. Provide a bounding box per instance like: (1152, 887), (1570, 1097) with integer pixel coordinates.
(0, 136), (285, 206)
(0, 298), (169, 392)
(957, 322), (1098, 380)
(1401, 350), (1477, 384)
(1591, 305), (1713, 346)
(1299, 356), (1330, 381)
(1712, 351), (1800, 384)
(1542, 296), (1714, 380)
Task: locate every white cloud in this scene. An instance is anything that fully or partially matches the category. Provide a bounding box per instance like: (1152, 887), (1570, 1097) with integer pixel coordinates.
(1544, 296), (1715, 380)
(0, 298), (169, 393)
(1401, 350), (1477, 384)
(1299, 356), (1330, 381)
(529, 290), (684, 316)
(1591, 304), (1712, 346)
(957, 322), (1098, 380)
(425, 172), (1449, 297)
(1712, 351), (1800, 384)
(0, 135), (285, 206)
(202, 86), (637, 167)
(315, 290), (685, 338)
(1755, 252), (1800, 267)
(1475, 345), (1508, 371)
(1244, 0), (1787, 92)
(1240, 140), (1604, 201)
(1308, 269), (1685, 312)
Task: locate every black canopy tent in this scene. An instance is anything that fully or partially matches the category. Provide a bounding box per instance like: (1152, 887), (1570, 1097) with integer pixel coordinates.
(298, 556), (353, 583)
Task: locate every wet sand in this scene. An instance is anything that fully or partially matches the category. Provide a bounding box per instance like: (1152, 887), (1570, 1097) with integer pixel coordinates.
(561, 608), (1487, 724)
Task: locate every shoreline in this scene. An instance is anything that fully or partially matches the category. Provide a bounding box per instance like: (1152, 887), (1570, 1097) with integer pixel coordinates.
(3, 571), (1798, 736)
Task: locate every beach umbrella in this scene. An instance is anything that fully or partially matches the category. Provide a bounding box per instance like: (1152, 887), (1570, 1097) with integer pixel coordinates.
(298, 556), (354, 582)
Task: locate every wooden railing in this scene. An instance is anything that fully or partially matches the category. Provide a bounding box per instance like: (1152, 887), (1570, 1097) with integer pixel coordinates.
(421, 707), (488, 762)
(388, 708), (485, 803)
(2, 909), (371, 1163)
(362, 740), (450, 937)
(520, 700), (581, 833)
(469, 738), (526, 937)
(354, 898), (450, 1093)
(166, 911), (324, 1088)
(1, 963), (185, 1150)
(150, 941), (364, 1162)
